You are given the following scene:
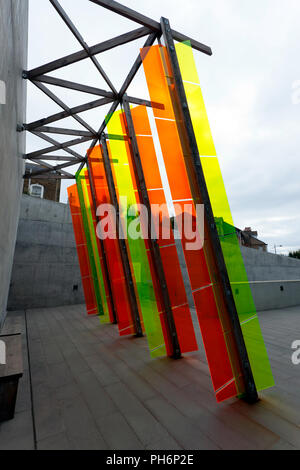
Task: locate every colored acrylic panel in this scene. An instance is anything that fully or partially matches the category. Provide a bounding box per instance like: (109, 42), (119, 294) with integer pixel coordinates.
(106, 110), (167, 358)
(67, 184), (98, 316)
(176, 41), (274, 392)
(142, 46), (240, 401)
(175, 41), (216, 157)
(130, 105), (198, 354)
(76, 171), (108, 323)
(88, 146), (135, 337)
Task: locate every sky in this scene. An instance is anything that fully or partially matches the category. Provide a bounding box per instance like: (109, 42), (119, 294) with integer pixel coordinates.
(26, 0), (300, 255)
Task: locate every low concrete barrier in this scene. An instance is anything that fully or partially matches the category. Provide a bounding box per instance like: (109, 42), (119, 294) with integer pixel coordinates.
(249, 280), (300, 311)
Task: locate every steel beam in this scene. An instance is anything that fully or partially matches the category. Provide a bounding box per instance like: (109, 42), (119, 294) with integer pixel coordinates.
(33, 75), (114, 99)
(27, 159), (76, 178)
(33, 126), (96, 138)
(161, 17), (258, 402)
(32, 76), (161, 109)
(78, 160), (87, 173)
(32, 81), (97, 134)
(126, 96), (164, 110)
(28, 160), (80, 177)
(29, 155), (80, 162)
(24, 173), (75, 180)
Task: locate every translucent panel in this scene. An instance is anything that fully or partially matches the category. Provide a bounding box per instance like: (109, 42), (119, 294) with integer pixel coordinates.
(193, 287), (237, 399)
(241, 317), (275, 391)
(140, 45), (174, 120)
(135, 136), (162, 190)
(176, 41), (274, 392)
(82, 170), (112, 324)
(130, 105), (152, 135)
(88, 146), (135, 337)
(67, 184), (98, 316)
(175, 41), (200, 84)
(220, 229), (274, 389)
(75, 174), (104, 316)
(155, 119), (192, 201)
(176, 41), (216, 157)
(172, 305), (198, 354)
(141, 48), (240, 401)
(131, 105), (198, 354)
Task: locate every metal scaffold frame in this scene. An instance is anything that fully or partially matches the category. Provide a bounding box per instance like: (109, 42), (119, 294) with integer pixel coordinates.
(22, 0), (259, 403)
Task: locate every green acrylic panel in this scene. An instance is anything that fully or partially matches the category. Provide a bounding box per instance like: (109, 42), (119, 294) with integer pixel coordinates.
(106, 110), (167, 358)
(176, 41), (274, 392)
(76, 170), (110, 323)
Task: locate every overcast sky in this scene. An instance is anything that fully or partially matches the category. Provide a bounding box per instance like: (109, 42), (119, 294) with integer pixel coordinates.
(27, 0), (300, 255)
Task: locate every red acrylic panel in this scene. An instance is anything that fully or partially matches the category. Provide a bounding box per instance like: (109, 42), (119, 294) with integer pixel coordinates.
(88, 146), (135, 336)
(67, 184), (98, 316)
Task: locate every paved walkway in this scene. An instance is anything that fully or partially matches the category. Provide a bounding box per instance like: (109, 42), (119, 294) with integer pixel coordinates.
(0, 304), (300, 450)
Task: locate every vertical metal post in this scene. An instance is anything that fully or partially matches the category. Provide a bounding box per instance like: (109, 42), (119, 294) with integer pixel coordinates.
(100, 135), (144, 337)
(122, 97), (181, 359)
(86, 158), (118, 324)
(160, 17), (258, 402)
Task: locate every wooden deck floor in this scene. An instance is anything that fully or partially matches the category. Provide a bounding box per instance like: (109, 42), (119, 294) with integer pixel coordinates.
(0, 304), (299, 450)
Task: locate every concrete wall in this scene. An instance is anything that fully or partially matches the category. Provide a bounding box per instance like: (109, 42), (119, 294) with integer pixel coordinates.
(7, 195), (84, 310)
(241, 246), (300, 311)
(7, 195), (300, 312)
(0, 0), (28, 327)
